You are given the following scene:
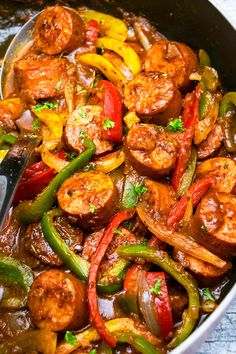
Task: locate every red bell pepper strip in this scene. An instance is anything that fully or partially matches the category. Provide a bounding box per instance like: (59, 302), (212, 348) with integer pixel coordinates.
(88, 209), (135, 348)
(97, 80), (123, 143)
(85, 19), (100, 44)
(172, 86), (201, 191)
(167, 174), (215, 227)
(146, 272), (174, 339)
(13, 161), (55, 204)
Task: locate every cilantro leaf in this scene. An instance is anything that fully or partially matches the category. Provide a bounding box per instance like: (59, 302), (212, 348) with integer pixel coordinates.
(203, 288), (215, 302)
(150, 279), (162, 296)
(84, 163), (96, 172)
(64, 331), (77, 346)
(141, 239), (148, 246)
(79, 129), (86, 138)
(134, 183), (148, 198)
(167, 118), (184, 133)
(89, 203), (96, 214)
(32, 118), (40, 131)
(200, 224), (209, 233)
(34, 101), (58, 112)
(65, 151), (77, 161)
(114, 228), (124, 236)
(78, 108), (87, 119)
(103, 118), (115, 130)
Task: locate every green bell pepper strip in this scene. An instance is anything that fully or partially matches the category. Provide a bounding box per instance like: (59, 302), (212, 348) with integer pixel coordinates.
(177, 147), (197, 197)
(199, 91), (212, 119)
(0, 254), (34, 308)
(15, 138), (96, 224)
(117, 245), (200, 349)
(99, 341), (113, 354)
(219, 92), (236, 152)
(116, 332), (161, 354)
(200, 66), (218, 93)
(0, 133), (17, 146)
(41, 209), (130, 293)
(199, 49), (211, 68)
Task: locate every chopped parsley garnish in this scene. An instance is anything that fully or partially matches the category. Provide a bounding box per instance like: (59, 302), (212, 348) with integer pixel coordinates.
(89, 350), (97, 354)
(79, 129), (86, 138)
(134, 183), (148, 198)
(55, 80), (63, 91)
(167, 118), (185, 133)
(114, 228), (124, 236)
(141, 239), (148, 246)
(78, 108), (87, 119)
(32, 118), (40, 131)
(64, 331), (77, 346)
(89, 203), (96, 214)
(203, 288), (215, 302)
(150, 279), (162, 296)
(103, 118), (115, 130)
(34, 101), (58, 112)
(200, 225), (209, 233)
(84, 163), (96, 172)
(65, 151), (77, 161)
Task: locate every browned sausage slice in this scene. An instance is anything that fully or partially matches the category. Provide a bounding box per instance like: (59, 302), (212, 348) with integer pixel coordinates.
(192, 191), (236, 258)
(14, 55), (69, 101)
(57, 170), (117, 228)
(27, 269), (87, 331)
(125, 124), (179, 177)
(197, 123), (223, 160)
(174, 249), (232, 287)
(145, 40), (198, 90)
(64, 105), (113, 156)
(34, 5), (85, 55)
(124, 72), (181, 124)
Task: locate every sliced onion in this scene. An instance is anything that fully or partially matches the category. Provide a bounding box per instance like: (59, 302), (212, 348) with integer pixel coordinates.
(138, 270), (161, 337)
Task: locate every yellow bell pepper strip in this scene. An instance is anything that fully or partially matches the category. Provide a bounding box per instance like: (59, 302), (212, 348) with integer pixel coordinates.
(78, 8), (128, 41)
(56, 318), (161, 354)
(199, 49), (211, 68)
(137, 207), (227, 269)
(96, 37), (142, 77)
(0, 149), (8, 162)
(14, 138), (96, 224)
(91, 149), (124, 174)
(33, 108), (63, 151)
(0, 330), (57, 354)
(41, 147), (69, 172)
(0, 254), (33, 308)
(124, 111), (140, 129)
(78, 54), (125, 87)
(117, 245), (200, 349)
(219, 92), (236, 152)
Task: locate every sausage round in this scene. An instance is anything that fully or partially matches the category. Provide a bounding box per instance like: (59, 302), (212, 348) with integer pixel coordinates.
(34, 5), (85, 55)
(57, 170), (118, 228)
(124, 72), (181, 124)
(14, 55), (69, 101)
(192, 191), (236, 258)
(27, 269), (87, 331)
(125, 123), (179, 178)
(174, 249), (232, 287)
(64, 105), (113, 156)
(197, 123), (223, 160)
(145, 40), (198, 90)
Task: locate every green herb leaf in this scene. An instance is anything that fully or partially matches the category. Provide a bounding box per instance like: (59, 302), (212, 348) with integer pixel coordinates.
(89, 350), (97, 354)
(89, 203), (96, 214)
(32, 118), (40, 131)
(55, 80), (63, 91)
(64, 331), (77, 346)
(65, 151), (77, 161)
(167, 118), (185, 133)
(134, 183), (148, 198)
(150, 279), (162, 296)
(103, 118), (115, 130)
(79, 129), (86, 138)
(34, 101), (58, 112)
(141, 239), (148, 246)
(114, 228), (124, 236)
(200, 224), (209, 233)
(84, 163), (96, 172)
(78, 108), (87, 119)
(203, 288), (215, 302)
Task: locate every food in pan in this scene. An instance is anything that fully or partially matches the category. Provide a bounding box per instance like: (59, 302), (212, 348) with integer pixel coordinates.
(0, 4), (236, 353)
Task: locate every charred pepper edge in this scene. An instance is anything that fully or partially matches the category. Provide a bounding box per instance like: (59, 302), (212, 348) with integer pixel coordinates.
(116, 245), (200, 349)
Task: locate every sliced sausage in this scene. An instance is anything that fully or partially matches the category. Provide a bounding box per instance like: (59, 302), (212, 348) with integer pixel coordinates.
(14, 54), (70, 101)
(125, 123), (179, 178)
(145, 40), (198, 90)
(124, 72), (182, 124)
(140, 179), (177, 223)
(24, 217), (83, 266)
(64, 105), (113, 156)
(174, 249), (232, 287)
(196, 157), (236, 193)
(34, 5), (85, 55)
(197, 123), (223, 160)
(57, 170), (118, 228)
(192, 191), (236, 258)
(28, 269), (87, 331)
